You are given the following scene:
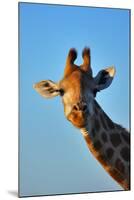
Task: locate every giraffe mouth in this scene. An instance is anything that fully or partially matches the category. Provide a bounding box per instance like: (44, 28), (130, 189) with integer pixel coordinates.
(67, 111), (88, 129)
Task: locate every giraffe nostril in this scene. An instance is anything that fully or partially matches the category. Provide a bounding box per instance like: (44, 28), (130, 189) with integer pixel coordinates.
(73, 105), (79, 111)
(73, 103), (87, 112)
(83, 104), (87, 111)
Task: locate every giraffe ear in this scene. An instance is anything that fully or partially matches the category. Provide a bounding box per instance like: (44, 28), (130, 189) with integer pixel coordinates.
(94, 66), (116, 91)
(33, 80), (60, 98)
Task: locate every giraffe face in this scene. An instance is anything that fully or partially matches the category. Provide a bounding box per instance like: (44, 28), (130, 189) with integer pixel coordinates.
(59, 69), (96, 128)
(34, 48), (116, 129)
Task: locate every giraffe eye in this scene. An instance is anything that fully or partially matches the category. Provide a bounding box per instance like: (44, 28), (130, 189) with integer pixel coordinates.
(59, 89), (64, 96)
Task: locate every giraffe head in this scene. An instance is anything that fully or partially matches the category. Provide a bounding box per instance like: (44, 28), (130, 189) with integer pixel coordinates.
(34, 48), (116, 129)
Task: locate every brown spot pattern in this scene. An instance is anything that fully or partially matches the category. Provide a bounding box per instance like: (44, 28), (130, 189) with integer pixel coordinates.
(94, 100), (101, 111)
(101, 132), (108, 143)
(91, 128), (96, 137)
(120, 147), (130, 162)
(94, 106), (98, 115)
(106, 148), (114, 159)
(121, 132), (130, 145)
(99, 113), (108, 130)
(115, 158), (125, 174)
(93, 140), (102, 151)
(94, 118), (100, 132)
(110, 133), (121, 147)
(105, 116), (115, 129)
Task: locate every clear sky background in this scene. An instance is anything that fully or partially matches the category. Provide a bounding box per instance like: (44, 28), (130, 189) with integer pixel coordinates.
(19, 3), (130, 197)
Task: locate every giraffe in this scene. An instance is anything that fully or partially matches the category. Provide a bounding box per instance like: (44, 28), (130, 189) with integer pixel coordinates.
(33, 48), (130, 190)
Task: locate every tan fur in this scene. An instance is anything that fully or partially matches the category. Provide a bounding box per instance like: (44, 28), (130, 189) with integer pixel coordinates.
(67, 110), (86, 128)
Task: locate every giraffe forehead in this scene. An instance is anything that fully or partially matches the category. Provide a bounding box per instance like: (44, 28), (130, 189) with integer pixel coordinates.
(60, 70), (82, 87)
(60, 69), (94, 93)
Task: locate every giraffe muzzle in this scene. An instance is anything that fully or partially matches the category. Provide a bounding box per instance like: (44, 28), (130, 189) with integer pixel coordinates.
(67, 101), (89, 128)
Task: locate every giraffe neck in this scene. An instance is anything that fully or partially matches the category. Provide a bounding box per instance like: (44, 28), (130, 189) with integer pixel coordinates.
(80, 100), (130, 190)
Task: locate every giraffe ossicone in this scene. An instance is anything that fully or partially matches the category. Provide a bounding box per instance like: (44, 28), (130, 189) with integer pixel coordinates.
(34, 47), (130, 190)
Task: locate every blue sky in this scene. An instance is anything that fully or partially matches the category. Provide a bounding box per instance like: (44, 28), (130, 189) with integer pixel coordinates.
(19, 3), (130, 197)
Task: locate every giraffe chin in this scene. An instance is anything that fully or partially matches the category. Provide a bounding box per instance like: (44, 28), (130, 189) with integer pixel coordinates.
(67, 111), (87, 129)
